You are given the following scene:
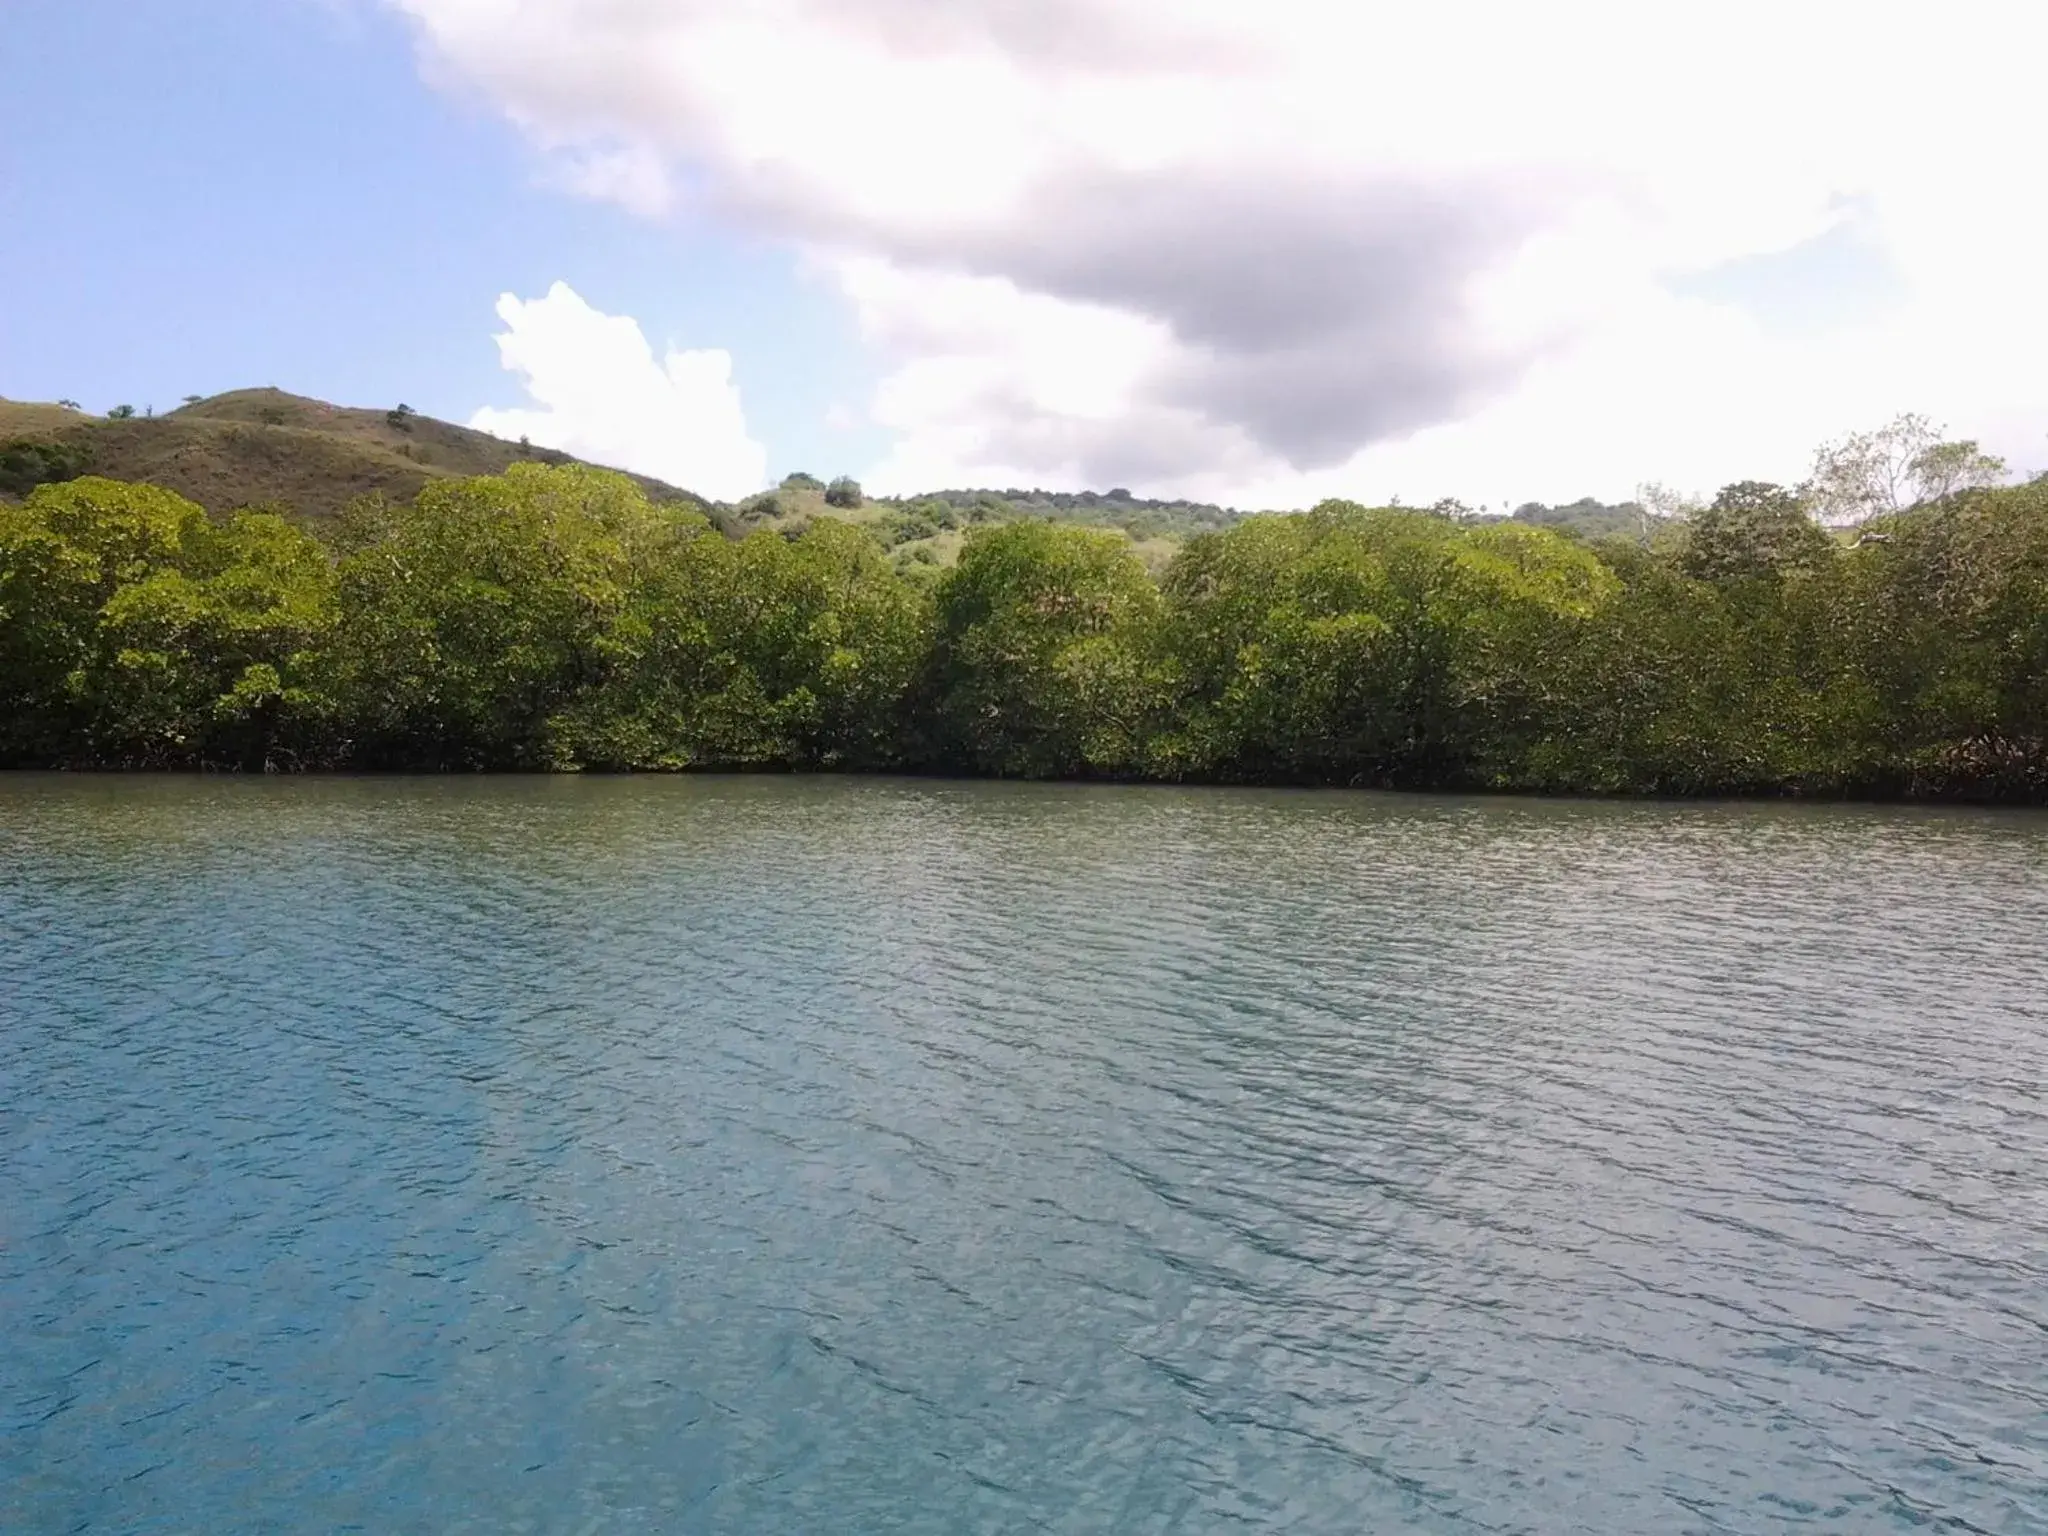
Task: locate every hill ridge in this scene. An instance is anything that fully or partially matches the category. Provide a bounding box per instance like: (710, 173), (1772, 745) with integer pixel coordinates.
(3, 388), (1670, 551)
(0, 387), (711, 520)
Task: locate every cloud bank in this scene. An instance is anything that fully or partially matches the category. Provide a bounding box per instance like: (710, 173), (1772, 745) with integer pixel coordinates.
(471, 281), (767, 501)
(402, 1), (2048, 504)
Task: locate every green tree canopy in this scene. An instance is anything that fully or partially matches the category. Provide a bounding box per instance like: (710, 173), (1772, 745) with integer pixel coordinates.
(928, 521), (1164, 777)
(1679, 481), (1831, 585)
(0, 478), (335, 766)
(2, 457), (2045, 801)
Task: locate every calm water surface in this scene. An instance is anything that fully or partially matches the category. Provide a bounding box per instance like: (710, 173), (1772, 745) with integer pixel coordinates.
(4, 777), (2046, 1533)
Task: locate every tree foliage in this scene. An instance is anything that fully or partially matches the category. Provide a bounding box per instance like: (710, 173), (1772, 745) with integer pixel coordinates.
(2, 460), (2046, 800)
(1678, 481), (1832, 584)
(1804, 413), (2008, 525)
(0, 439), (92, 496)
(927, 521), (1163, 777)
(0, 478), (335, 766)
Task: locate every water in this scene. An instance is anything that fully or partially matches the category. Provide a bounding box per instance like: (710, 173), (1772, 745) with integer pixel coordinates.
(3, 777), (2046, 1534)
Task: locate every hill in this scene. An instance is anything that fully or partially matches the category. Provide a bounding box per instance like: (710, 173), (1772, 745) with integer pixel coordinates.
(730, 478), (1246, 575)
(4, 389), (1674, 565)
(1507, 497), (1672, 542)
(0, 389), (712, 520)
(1, 390), (1228, 568)
(894, 486), (1243, 539)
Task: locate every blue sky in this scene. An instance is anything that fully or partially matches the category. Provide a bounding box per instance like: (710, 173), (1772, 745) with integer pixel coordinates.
(4, 1), (2041, 505)
(0, 0), (884, 484)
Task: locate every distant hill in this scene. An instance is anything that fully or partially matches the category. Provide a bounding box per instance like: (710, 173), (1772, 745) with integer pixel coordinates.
(5, 389), (1674, 561)
(895, 486), (1244, 540)
(1507, 497), (1670, 541)
(0, 389), (712, 520)
(727, 479), (1244, 575)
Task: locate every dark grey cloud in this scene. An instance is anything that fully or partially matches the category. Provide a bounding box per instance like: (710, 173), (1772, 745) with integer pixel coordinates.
(887, 167), (1554, 472)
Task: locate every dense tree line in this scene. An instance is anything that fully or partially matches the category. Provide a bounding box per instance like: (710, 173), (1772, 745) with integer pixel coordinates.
(2, 463), (2044, 798)
(903, 485), (1245, 541)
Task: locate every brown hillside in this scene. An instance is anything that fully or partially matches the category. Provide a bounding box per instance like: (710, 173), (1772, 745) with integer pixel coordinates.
(0, 388), (710, 519)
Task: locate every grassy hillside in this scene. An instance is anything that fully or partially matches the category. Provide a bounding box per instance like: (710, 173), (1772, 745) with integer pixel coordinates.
(731, 480), (1237, 574)
(0, 389), (711, 520)
(3, 388), (1671, 565)
(732, 482), (1672, 573)
(1, 389), (1204, 567)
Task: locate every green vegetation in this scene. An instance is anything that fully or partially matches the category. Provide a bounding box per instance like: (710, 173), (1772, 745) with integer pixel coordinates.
(0, 438), (91, 496)
(729, 482), (1231, 580)
(899, 485), (1243, 542)
(4, 454), (2044, 798)
(1509, 497), (1668, 541)
(0, 479), (335, 768)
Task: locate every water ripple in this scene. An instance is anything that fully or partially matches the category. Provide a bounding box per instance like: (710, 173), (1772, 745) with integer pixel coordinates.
(3, 776), (2046, 1533)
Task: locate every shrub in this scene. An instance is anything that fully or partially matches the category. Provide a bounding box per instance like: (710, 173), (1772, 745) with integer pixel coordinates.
(0, 439), (92, 495)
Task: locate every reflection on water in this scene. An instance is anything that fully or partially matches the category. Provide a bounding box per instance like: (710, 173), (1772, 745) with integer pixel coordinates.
(4, 776), (2046, 1532)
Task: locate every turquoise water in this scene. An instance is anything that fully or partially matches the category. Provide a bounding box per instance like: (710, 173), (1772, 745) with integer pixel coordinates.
(4, 776), (2045, 1533)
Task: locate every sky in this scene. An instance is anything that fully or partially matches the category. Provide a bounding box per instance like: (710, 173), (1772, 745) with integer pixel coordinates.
(4, 0), (2045, 509)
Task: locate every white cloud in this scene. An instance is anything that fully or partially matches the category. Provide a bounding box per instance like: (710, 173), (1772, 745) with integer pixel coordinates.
(470, 281), (767, 502)
(401, 1), (2048, 504)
